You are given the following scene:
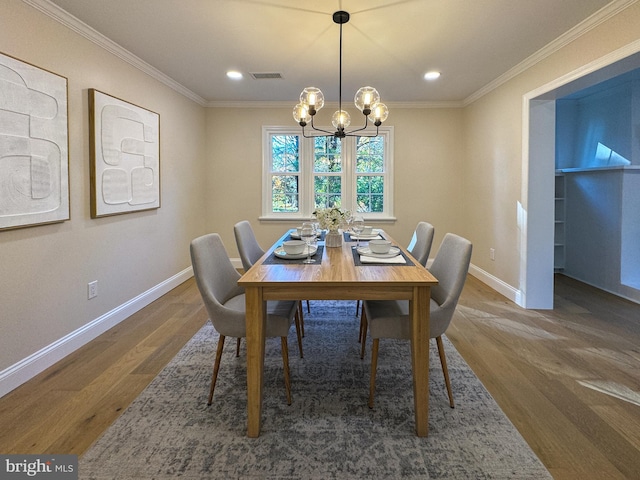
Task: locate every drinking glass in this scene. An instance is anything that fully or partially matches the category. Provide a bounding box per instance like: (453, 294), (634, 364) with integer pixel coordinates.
(300, 222), (315, 264)
(352, 216), (364, 249)
(310, 216), (321, 238)
(345, 212), (354, 235)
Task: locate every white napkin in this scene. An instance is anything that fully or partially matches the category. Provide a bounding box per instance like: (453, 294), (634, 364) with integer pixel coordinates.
(351, 234), (383, 240)
(360, 255), (406, 264)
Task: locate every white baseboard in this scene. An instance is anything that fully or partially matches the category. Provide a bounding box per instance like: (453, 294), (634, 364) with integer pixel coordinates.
(468, 263), (522, 305)
(0, 267), (194, 399)
(0, 262), (520, 399)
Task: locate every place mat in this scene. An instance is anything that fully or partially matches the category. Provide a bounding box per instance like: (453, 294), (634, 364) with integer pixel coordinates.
(263, 245), (324, 265)
(351, 246), (414, 266)
(343, 230), (386, 242)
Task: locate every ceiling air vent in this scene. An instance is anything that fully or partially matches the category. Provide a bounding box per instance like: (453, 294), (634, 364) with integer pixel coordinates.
(250, 72), (283, 80)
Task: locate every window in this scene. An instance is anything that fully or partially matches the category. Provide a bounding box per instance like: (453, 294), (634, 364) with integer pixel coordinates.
(262, 126), (394, 220)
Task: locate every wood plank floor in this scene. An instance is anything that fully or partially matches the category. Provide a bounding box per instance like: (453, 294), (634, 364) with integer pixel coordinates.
(0, 274), (638, 479)
(447, 274), (640, 480)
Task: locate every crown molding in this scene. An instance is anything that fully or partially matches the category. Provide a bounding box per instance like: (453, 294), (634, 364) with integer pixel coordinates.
(206, 100), (465, 109)
(25, 0), (638, 110)
(464, 0), (638, 106)
(524, 37), (640, 101)
(23, 0), (208, 106)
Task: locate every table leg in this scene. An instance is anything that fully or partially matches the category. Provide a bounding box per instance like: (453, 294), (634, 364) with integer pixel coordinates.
(245, 286), (266, 437)
(410, 285), (430, 437)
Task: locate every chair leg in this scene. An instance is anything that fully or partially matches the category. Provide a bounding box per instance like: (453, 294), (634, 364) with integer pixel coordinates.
(436, 336), (455, 408)
(368, 338), (379, 409)
(297, 301), (305, 337)
(280, 337), (292, 405)
(306, 300), (311, 313)
(208, 335), (226, 405)
(355, 300), (360, 316)
(359, 309), (368, 359)
(236, 337), (241, 357)
(294, 310), (304, 358)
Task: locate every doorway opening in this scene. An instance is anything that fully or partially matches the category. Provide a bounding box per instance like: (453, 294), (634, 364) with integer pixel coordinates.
(522, 43), (640, 308)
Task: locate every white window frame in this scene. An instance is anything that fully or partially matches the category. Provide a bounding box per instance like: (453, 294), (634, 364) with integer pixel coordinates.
(261, 126), (394, 221)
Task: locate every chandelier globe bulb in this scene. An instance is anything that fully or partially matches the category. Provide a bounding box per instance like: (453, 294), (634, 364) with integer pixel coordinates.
(300, 87), (324, 115)
(354, 87), (380, 115)
(331, 110), (352, 129)
(293, 103), (311, 126)
(368, 103), (389, 126)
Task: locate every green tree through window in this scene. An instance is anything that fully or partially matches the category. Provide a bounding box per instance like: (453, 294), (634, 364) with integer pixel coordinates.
(271, 135), (299, 212)
(262, 127), (393, 219)
(314, 137), (342, 209)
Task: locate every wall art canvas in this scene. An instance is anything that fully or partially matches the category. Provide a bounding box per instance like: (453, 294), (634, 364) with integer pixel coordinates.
(89, 89), (160, 218)
(0, 52), (69, 231)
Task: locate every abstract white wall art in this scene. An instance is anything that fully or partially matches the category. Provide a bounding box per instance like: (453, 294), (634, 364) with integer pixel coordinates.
(89, 89), (160, 218)
(0, 52), (69, 231)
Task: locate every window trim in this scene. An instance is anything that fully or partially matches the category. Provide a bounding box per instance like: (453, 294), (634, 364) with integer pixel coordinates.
(261, 126), (394, 221)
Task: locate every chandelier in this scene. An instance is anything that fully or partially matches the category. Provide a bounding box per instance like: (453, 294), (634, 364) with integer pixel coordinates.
(293, 11), (389, 139)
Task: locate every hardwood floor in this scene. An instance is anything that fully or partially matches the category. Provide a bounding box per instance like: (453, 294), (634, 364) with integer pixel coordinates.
(447, 274), (640, 479)
(0, 274), (638, 479)
(0, 279), (207, 455)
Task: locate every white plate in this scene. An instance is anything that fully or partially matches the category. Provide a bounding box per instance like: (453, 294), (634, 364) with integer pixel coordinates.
(290, 232), (321, 240)
(274, 245), (318, 259)
(351, 229), (382, 240)
(356, 246), (401, 258)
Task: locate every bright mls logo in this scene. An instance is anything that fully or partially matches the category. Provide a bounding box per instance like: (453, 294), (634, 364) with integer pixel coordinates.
(1, 455), (77, 479)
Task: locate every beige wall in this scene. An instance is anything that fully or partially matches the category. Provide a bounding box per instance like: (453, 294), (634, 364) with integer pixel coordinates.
(0, 0), (208, 372)
(460, 2), (640, 291)
(206, 106), (464, 257)
(3, 0), (640, 392)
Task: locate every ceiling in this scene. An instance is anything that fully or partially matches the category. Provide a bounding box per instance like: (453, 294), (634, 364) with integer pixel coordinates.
(45, 0), (619, 105)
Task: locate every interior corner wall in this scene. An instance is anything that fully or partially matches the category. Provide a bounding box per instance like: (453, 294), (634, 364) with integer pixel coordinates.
(0, 0), (208, 386)
(557, 83), (633, 169)
(565, 170), (623, 288)
(633, 78), (640, 163)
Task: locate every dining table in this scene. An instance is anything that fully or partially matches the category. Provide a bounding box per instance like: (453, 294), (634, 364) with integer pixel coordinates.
(238, 228), (438, 437)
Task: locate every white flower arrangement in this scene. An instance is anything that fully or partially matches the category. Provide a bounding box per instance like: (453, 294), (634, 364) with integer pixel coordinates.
(313, 207), (350, 231)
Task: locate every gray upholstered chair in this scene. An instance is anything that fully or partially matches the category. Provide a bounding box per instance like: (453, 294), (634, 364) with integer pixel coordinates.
(234, 220), (266, 273)
(362, 233), (472, 409)
(234, 220), (309, 339)
(406, 221), (435, 267)
(358, 222), (435, 341)
(190, 233), (302, 405)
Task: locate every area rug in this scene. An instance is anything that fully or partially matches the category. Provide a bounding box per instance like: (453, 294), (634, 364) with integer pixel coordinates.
(80, 301), (551, 479)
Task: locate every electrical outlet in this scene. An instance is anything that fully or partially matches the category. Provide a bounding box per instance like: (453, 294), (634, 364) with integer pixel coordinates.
(88, 280), (98, 299)
(489, 248), (495, 261)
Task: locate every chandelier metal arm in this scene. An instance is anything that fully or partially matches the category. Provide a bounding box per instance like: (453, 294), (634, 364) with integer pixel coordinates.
(293, 10), (388, 139)
(301, 112), (381, 139)
(301, 116), (338, 138)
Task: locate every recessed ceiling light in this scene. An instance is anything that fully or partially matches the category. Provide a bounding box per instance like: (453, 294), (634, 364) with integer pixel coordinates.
(227, 71), (243, 80)
(424, 71), (441, 81)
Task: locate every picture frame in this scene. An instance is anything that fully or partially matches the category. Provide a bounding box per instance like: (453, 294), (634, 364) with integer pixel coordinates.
(0, 51), (70, 231)
(89, 89), (160, 218)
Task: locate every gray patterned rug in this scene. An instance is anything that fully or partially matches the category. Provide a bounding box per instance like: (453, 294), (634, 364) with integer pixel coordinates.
(80, 301), (551, 479)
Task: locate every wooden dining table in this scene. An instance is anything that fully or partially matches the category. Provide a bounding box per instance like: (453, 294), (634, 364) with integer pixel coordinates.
(238, 229), (438, 437)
